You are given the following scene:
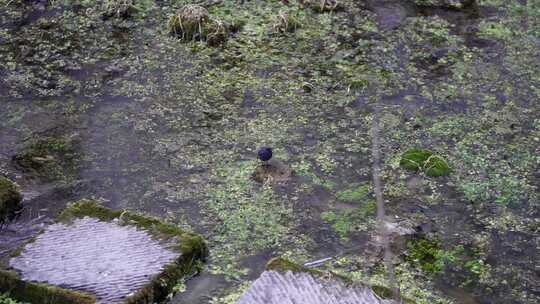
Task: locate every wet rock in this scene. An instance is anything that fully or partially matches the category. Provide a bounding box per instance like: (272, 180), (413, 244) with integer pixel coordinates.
(252, 160), (292, 183)
(0, 176), (23, 226)
(12, 136), (80, 182)
(237, 257), (399, 304)
(2, 199), (207, 304)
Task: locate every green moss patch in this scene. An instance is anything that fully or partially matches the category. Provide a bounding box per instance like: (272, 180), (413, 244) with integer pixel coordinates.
(335, 183), (371, 203)
(405, 237), (463, 275)
(320, 200), (376, 240)
(400, 148), (451, 177)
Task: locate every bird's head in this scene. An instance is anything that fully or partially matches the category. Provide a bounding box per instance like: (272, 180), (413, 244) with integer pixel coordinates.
(257, 147), (273, 162)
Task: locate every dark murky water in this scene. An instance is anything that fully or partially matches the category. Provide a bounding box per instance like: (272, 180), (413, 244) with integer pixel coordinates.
(1, 0), (538, 303)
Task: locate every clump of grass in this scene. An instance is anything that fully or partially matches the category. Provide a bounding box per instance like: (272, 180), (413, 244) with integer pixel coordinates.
(168, 5), (230, 46)
(400, 148), (451, 177)
(103, 0), (136, 18)
(272, 10), (301, 34)
(303, 0), (340, 13)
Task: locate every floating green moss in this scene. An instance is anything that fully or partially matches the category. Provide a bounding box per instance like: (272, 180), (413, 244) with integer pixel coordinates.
(0, 177), (22, 225)
(335, 183), (370, 203)
(321, 200), (376, 239)
(400, 149), (451, 177)
(405, 238), (462, 275)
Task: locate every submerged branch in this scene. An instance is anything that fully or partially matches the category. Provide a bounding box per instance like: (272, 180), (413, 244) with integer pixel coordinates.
(371, 101), (401, 302)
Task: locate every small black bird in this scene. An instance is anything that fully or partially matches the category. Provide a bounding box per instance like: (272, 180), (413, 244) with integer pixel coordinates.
(257, 147), (273, 162)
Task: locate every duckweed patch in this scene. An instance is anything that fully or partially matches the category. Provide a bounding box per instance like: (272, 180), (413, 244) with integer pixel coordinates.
(405, 238), (463, 274)
(321, 200), (376, 240)
(335, 182), (371, 203)
(204, 162), (293, 255)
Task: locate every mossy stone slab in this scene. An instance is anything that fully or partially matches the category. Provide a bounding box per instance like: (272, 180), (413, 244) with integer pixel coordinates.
(1, 200), (207, 304)
(236, 258), (399, 304)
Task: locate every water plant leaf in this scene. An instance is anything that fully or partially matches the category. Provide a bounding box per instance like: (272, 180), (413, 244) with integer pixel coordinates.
(400, 148), (450, 177)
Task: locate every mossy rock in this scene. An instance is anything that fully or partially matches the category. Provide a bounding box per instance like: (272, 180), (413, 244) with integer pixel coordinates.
(12, 137), (79, 182)
(400, 148), (451, 177)
(1, 199), (208, 304)
(0, 177), (23, 225)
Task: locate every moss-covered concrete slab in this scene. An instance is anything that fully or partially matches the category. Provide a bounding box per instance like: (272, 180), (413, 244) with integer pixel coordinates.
(236, 258), (398, 304)
(1, 200), (207, 304)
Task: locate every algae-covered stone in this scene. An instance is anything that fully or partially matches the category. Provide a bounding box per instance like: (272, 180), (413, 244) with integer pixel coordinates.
(12, 136), (79, 182)
(0, 177), (23, 226)
(1, 200), (207, 304)
(236, 257), (399, 304)
(400, 148), (451, 177)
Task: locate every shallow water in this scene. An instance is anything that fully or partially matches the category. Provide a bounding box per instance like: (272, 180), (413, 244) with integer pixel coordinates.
(0, 0), (539, 303)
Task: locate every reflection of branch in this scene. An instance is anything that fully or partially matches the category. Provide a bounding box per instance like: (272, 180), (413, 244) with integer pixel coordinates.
(371, 101), (401, 301)
(303, 245), (366, 268)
